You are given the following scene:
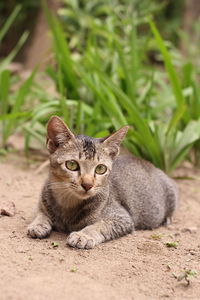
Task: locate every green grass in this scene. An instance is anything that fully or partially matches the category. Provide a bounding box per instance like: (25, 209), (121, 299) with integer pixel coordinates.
(0, 6), (30, 148)
(52, 10), (200, 173)
(1, 3), (200, 174)
(0, 5), (22, 43)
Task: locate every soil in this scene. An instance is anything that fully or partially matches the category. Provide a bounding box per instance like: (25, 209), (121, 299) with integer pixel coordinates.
(0, 154), (200, 300)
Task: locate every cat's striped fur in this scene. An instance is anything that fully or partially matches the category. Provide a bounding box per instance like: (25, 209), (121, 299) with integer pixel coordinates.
(27, 116), (178, 249)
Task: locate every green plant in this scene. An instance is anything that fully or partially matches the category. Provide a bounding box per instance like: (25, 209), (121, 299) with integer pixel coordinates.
(58, 0), (165, 52)
(165, 241), (179, 248)
(77, 20), (200, 173)
(70, 266), (77, 273)
(2, 2), (200, 175)
(0, 5), (29, 72)
(24, 4), (200, 174)
(0, 1), (40, 58)
(173, 269), (197, 285)
(52, 242), (59, 248)
(0, 5), (32, 149)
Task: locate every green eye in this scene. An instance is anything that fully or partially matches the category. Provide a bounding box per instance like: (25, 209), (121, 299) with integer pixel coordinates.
(95, 164), (107, 175)
(65, 160), (79, 171)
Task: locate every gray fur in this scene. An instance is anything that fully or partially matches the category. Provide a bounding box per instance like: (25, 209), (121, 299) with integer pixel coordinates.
(27, 116), (178, 249)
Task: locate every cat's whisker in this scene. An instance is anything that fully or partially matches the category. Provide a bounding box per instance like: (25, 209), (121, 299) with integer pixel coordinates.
(70, 185), (78, 190)
(47, 182), (68, 187)
(48, 182), (71, 188)
(51, 187), (70, 191)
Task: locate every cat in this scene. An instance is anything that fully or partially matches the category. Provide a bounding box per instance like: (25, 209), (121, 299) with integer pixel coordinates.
(27, 116), (178, 249)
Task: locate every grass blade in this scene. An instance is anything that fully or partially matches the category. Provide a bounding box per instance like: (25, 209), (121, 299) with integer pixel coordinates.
(0, 31), (29, 72)
(3, 68), (37, 143)
(0, 5), (22, 43)
(149, 19), (184, 108)
(43, 1), (78, 97)
(57, 60), (69, 123)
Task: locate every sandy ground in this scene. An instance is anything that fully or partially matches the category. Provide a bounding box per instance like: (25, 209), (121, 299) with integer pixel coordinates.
(0, 154), (200, 300)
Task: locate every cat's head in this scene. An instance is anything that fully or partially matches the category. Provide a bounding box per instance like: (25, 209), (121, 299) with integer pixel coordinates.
(47, 116), (129, 200)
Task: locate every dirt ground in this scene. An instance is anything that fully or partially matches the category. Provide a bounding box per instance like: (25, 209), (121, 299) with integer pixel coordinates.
(0, 154), (200, 300)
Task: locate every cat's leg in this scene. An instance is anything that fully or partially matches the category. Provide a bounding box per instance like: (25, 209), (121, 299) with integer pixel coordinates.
(27, 211), (52, 238)
(67, 208), (134, 249)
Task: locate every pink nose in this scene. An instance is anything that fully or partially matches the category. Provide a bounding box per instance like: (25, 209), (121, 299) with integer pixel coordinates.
(81, 183), (93, 191)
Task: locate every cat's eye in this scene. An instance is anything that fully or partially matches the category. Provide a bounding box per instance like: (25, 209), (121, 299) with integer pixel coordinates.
(95, 164), (107, 175)
(65, 160), (79, 171)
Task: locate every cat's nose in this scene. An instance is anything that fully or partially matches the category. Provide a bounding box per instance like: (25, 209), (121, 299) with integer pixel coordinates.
(81, 183), (93, 191)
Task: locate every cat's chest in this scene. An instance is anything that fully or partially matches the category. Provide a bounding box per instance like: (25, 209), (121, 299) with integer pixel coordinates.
(49, 190), (81, 230)
(52, 206), (73, 232)
(51, 198), (96, 232)
(51, 202), (82, 232)
(47, 188), (104, 232)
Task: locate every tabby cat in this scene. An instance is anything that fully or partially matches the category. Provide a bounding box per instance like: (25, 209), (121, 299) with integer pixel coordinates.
(27, 116), (178, 249)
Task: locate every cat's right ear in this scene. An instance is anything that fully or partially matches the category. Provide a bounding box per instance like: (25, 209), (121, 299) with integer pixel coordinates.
(46, 116), (75, 153)
(102, 126), (129, 158)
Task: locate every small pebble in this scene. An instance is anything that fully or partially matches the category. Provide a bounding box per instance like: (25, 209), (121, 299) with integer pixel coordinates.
(0, 201), (16, 217)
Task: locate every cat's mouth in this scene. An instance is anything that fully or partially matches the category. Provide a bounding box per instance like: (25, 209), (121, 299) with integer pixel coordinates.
(67, 183), (97, 199)
(81, 188), (94, 195)
(76, 186), (96, 199)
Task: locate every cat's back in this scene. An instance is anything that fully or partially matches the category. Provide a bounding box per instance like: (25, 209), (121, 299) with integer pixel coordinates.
(111, 154), (176, 195)
(109, 155), (178, 229)
(111, 154), (157, 181)
(110, 154), (164, 201)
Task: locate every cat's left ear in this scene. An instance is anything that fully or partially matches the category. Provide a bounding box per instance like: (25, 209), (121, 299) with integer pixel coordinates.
(47, 116), (75, 153)
(102, 126), (129, 158)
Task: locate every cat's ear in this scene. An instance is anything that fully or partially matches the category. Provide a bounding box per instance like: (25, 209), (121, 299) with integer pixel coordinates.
(46, 116), (75, 153)
(102, 126), (129, 158)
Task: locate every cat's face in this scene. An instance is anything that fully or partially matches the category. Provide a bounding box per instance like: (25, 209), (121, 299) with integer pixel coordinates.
(47, 116), (129, 202)
(49, 138), (113, 200)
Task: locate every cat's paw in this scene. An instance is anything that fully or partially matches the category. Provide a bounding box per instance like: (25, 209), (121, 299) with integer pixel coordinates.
(67, 231), (96, 249)
(27, 222), (51, 239)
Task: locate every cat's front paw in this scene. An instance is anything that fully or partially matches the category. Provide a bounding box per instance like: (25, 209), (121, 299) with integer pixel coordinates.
(67, 231), (96, 249)
(27, 222), (52, 239)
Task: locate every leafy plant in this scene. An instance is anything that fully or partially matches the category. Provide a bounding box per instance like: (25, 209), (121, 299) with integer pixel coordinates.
(2, 2), (200, 175)
(70, 266), (77, 273)
(0, 69), (36, 148)
(165, 241), (179, 248)
(23, 4), (200, 174)
(58, 0), (165, 53)
(0, 5), (29, 72)
(52, 242), (59, 248)
(173, 269), (197, 285)
(0, 5), (31, 149)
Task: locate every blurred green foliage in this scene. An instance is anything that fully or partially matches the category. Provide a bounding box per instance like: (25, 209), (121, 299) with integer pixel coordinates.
(0, 5), (35, 149)
(0, 0), (40, 57)
(1, 0), (200, 174)
(58, 0), (185, 51)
